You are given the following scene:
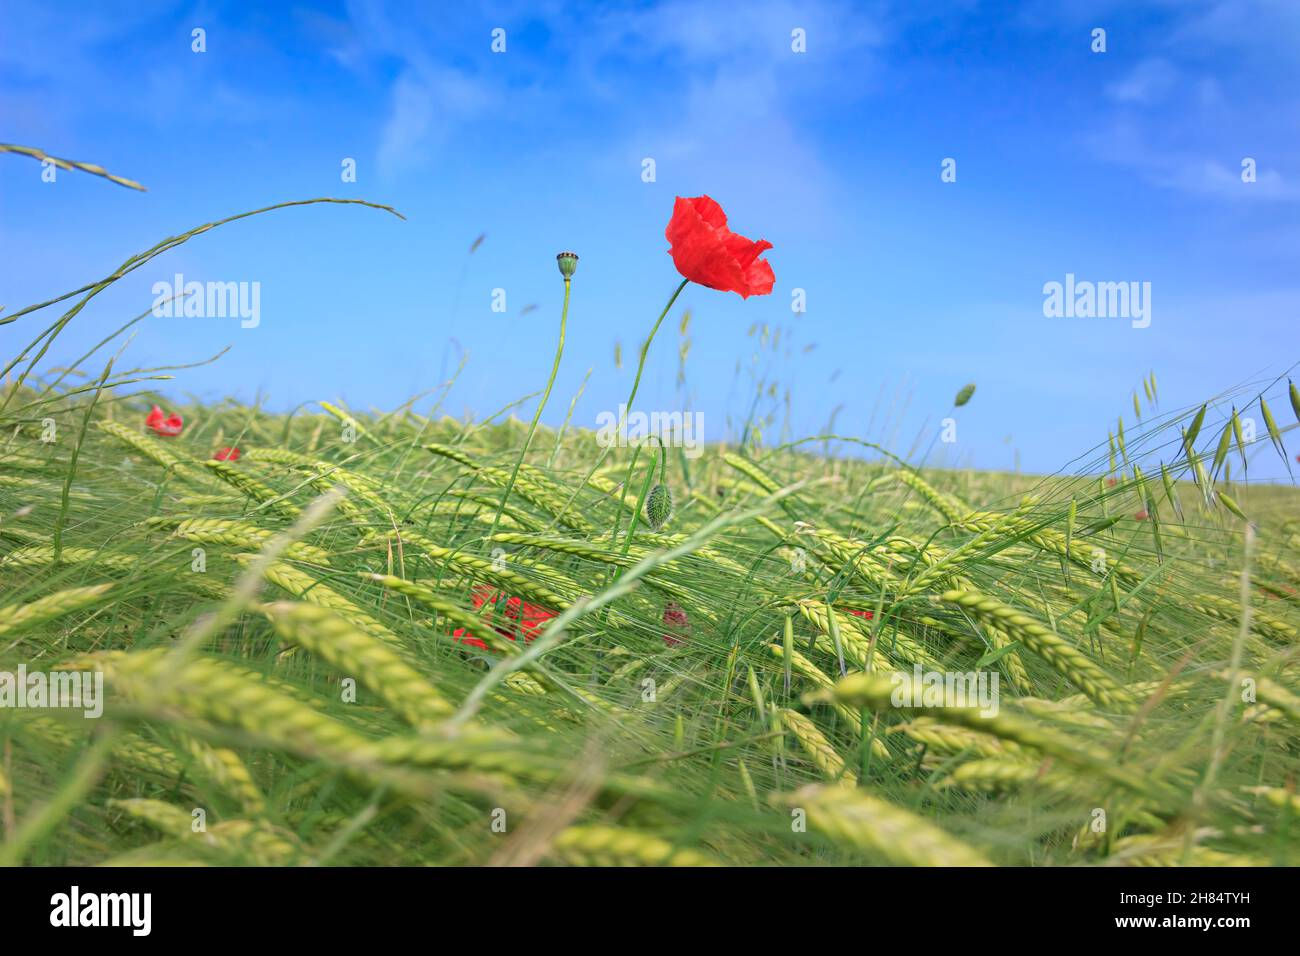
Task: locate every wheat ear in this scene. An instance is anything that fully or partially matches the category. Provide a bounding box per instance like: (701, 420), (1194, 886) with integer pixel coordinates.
(772, 784), (993, 866)
(262, 600), (454, 729)
(550, 824), (720, 866)
(938, 590), (1130, 709)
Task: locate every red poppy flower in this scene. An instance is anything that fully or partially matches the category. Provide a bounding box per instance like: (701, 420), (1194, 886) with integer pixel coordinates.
(665, 196), (774, 299)
(1105, 477), (1117, 487)
(145, 404), (183, 437)
(450, 585), (557, 650)
(845, 609), (874, 620)
(213, 447), (241, 462)
(1134, 509), (1149, 521)
(662, 601), (690, 646)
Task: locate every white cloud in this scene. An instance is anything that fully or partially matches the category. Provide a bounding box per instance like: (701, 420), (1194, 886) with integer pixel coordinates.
(376, 67), (499, 176)
(1155, 159), (1300, 201)
(339, 0), (886, 187)
(1082, 2), (1300, 205)
(1106, 59), (1179, 105)
(1087, 117), (1300, 203)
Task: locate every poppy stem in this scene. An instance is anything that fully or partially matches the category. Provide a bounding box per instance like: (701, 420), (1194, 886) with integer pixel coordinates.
(626, 278), (690, 418)
(487, 277), (570, 540)
(545, 277), (689, 532)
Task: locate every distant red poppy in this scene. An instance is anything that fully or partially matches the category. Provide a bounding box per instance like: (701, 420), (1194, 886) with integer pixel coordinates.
(145, 404), (183, 437)
(450, 585), (556, 651)
(1105, 477), (1117, 487)
(662, 601), (690, 646)
(213, 447), (241, 461)
(845, 608), (874, 620)
(665, 196), (774, 299)
(1134, 509), (1149, 521)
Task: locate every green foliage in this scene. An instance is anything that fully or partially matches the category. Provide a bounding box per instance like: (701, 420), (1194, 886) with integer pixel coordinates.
(0, 379), (1297, 867)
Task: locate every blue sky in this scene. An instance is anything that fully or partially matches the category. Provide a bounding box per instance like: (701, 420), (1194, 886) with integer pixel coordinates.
(2, 0), (1298, 477)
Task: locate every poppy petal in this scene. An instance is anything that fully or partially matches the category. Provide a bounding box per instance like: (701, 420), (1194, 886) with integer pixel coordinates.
(666, 195), (774, 298)
(686, 195), (728, 230)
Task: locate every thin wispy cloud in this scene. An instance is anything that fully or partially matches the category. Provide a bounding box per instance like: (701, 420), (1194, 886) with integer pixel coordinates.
(338, 0), (885, 187)
(1106, 58), (1178, 105)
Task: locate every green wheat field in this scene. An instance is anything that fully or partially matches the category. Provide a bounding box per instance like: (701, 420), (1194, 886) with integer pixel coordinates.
(2, 173), (1299, 868)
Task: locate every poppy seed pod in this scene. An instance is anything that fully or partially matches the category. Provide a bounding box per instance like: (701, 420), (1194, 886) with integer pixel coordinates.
(556, 251), (579, 279)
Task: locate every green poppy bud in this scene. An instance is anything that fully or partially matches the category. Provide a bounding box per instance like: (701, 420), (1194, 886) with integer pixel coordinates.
(645, 482), (673, 531)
